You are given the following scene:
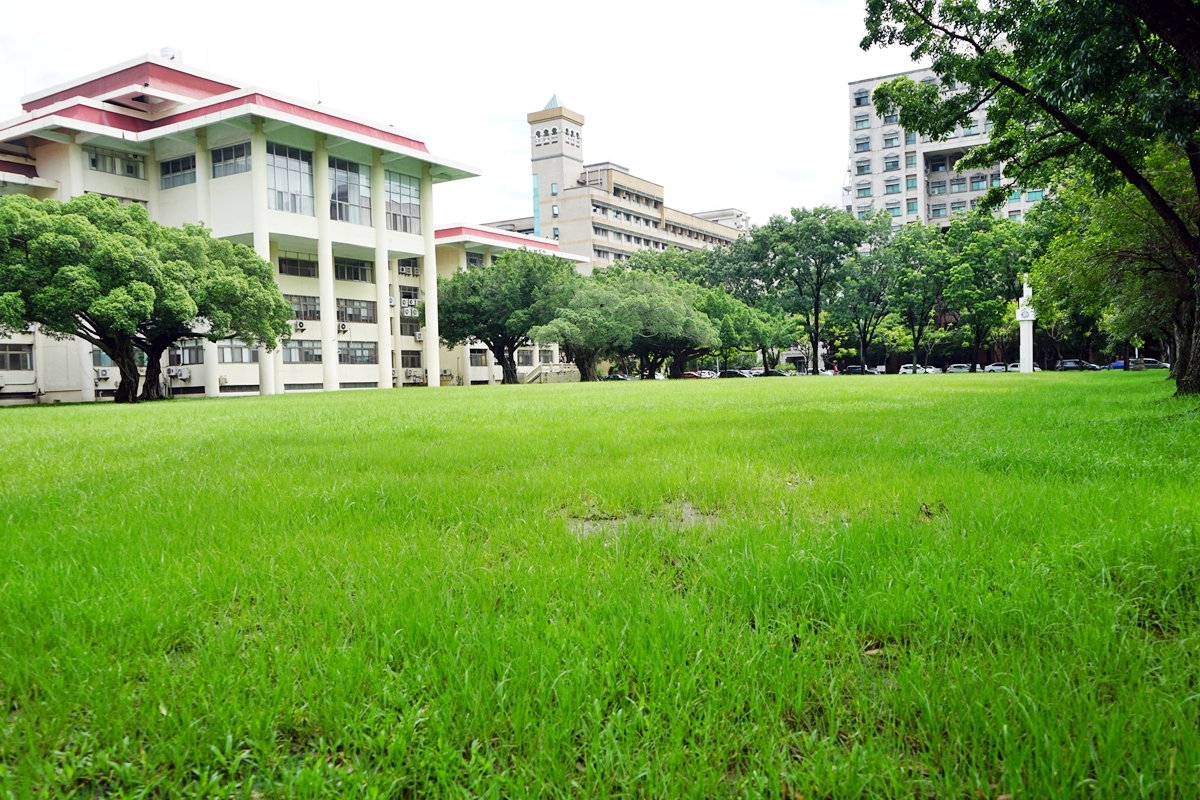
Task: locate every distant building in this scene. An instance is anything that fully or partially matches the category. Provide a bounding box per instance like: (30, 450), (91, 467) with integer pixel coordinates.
(486, 98), (749, 272)
(841, 68), (1044, 227)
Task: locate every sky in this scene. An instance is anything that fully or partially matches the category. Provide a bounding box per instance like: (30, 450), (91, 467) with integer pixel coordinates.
(0, 0), (920, 228)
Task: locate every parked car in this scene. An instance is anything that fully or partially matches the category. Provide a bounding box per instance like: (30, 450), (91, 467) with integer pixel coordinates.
(757, 369), (791, 377)
(842, 365), (878, 375)
(924, 366), (943, 374)
(984, 362), (1009, 373)
(946, 363), (971, 373)
(1056, 359), (1100, 371)
(1006, 362), (1042, 372)
(1142, 358), (1170, 369)
(699, 370), (718, 379)
(602, 373), (632, 381)
(898, 364), (926, 375)
(682, 371), (703, 379)
(718, 369), (752, 378)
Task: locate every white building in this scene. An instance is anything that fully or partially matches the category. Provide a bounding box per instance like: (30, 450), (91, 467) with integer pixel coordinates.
(0, 50), (480, 404)
(841, 68), (1044, 227)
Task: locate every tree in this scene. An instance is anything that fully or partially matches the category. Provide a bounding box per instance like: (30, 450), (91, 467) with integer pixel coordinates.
(861, 0), (1200, 393)
(438, 249), (578, 384)
(747, 207), (865, 374)
(529, 275), (633, 382)
(0, 194), (290, 403)
(607, 270), (719, 379)
(881, 222), (950, 370)
(834, 213), (896, 368)
(944, 215), (1029, 371)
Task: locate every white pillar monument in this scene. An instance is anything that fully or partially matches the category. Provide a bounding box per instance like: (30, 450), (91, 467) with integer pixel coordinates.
(1017, 278), (1037, 373)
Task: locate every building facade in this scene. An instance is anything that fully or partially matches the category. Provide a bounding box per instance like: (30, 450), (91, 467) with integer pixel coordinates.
(486, 99), (749, 272)
(0, 51), (478, 404)
(841, 68), (1043, 227)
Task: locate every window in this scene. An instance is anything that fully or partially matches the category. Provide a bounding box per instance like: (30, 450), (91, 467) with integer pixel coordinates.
(396, 257), (420, 277)
(951, 201), (967, 214)
(905, 153), (917, 169)
(1009, 190), (1022, 202)
(950, 178), (967, 193)
(552, 204), (559, 217)
(884, 181), (900, 195)
(279, 251), (318, 278)
(854, 115), (870, 130)
(883, 134), (899, 148)
(400, 350), (422, 369)
(990, 173), (1003, 188)
(160, 155), (196, 190)
(334, 257), (373, 283)
(906, 199), (918, 215)
(857, 209), (871, 220)
(169, 338), (205, 366)
(551, 182), (558, 195)
(853, 90), (870, 107)
(857, 185), (872, 198)
(855, 139), (871, 152)
(267, 143), (314, 215)
(855, 161), (872, 175)
(928, 156), (947, 172)
(1027, 189), (1044, 201)
(883, 112), (899, 124)
(517, 349), (534, 367)
(329, 158), (371, 225)
(0, 343), (32, 370)
(887, 204), (902, 217)
(1008, 210), (1022, 221)
(906, 175), (918, 191)
(905, 131), (917, 145)
(384, 171), (421, 234)
(884, 157), (899, 171)
(212, 143), (251, 178)
(970, 175), (988, 191)
(466, 252), (485, 268)
(397, 285), (418, 300)
(539, 348), (554, 364)
(469, 348), (488, 367)
(337, 298), (376, 324)
(283, 340), (321, 364)
(929, 181), (946, 195)
(285, 294), (321, 320)
(84, 146), (144, 179)
(398, 322), (420, 338)
(219, 339), (260, 363)
(338, 341), (378, 364)
(931, 204), (947, 218)
(553, 227), (560, 240)
(962, 120), (979, 136)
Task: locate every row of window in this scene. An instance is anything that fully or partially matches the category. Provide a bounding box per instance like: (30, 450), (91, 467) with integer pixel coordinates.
(0, 343), (32, 371)
(87, 143), (254, 190)
(516, 348), (556, 367)
(283, 340), (381, 365)
(282, 296), (380, 323)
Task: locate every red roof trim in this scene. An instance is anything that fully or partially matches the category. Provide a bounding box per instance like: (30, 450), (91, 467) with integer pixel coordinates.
(436, 226), (561, 250)
(23, 63), (238, 112)
(30, 94), (429, 152)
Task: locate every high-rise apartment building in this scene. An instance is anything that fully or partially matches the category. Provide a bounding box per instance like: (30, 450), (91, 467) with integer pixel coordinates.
(842, 68), (1044, 227)
(486, 98), (749, 272)
(0, 51), (481, 403)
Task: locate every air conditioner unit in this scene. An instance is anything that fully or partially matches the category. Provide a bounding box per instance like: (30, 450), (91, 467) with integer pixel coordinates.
(166, 367), (181, 377)
(295, 320), (307, 331)
(400, 298), (412, 307)
(388, 296), (396, 307)
(414, 331), (424, 341)
(403, 307), (418, 318)
(337, 322), (349, 333)
(391, 368), (398, 379)
(96, 368), (110, 380)
(441, 369), (452, 376)
(179, 368), (191, 381)
(412, 266), (419, 277)
(405, 368), (415, 378)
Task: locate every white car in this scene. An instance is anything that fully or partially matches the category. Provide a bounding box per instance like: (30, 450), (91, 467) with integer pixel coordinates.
(1006, 362), (1042, 372)
(898, 364), (926, 374)
(924, 366), (943, 374)
(984, 362), (1009, 373)
(946, 363), (971, 373)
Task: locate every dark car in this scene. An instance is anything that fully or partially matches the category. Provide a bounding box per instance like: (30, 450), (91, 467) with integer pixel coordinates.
(602, 373), (632, 381)
(718, 369), (752, 378)
(757, 369), (791, 377)
(842, 365), (878, 375)
(1055, 359), (1100, 371)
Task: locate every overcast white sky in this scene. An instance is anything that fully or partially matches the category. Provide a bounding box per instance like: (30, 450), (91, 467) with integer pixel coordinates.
(0, 0), (919, 227)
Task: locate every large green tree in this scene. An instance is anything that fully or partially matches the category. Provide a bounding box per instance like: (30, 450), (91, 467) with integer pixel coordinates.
(882, 222), (950, 370)
(529, 275), (633, 382)
(0, 194), (290, 403)
(438, 249), (578, 384)
(861, 0), (1200, 392)
(746, 206), (865, 373)
(834, 213), (896, 368)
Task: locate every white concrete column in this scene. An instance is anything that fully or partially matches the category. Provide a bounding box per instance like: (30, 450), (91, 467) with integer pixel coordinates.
(315, 135), (338, 391)
(145, 142), (160, 222)
(76, 339), (96, 402)
(67, 135), (85, 198)
(371, 150), (393, 389)
(1019, 320), (1034, 373)
(486, 348), (497, 385)
(250, 121), (276, 396)
(194, 128), (211, 226)
(420, 162), (439, 386)
(203, 339), (219, 397)
(457, 243), (469, 386)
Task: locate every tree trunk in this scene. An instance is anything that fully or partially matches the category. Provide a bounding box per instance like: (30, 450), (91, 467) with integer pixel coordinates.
(112, 347), (141, 404)
(669, 354), (686, 379)
(139, 344), (169, 401)
(1175, 299), (1200, 394)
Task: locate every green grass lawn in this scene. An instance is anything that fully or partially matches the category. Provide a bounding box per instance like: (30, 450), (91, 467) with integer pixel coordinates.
(1, 374), (1198, 798)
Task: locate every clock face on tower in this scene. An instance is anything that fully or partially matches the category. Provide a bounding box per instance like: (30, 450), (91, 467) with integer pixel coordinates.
(1018, 308), (1034, 320)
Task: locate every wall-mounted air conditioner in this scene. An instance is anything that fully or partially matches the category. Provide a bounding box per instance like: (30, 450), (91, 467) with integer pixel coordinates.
(337, 322), (349, 333)
(166, 367), (181, 377)
(179, 368), (191, 381)
(414, 331), (424, 341)
(295, 320), (307, 331)
(388, 297), (396, 307)
(96, 368), (110, 380)
(391, 368), (398, 379)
